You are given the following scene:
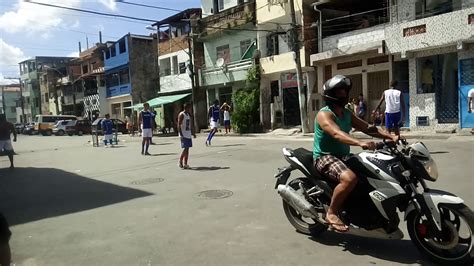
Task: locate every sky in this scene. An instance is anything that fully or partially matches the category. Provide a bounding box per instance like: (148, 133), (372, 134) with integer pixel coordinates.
(0, 0), (201, 85)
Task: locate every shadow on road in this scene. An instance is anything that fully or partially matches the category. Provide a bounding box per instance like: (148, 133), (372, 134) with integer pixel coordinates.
(210, 144), (246, 147)
(429, 151), (449, 154)
(150, 142), (173, 146)
(188, 166), (230, 171)
(308, 232), (427, 264)
(0, 167), (152, 226)
(149, 153), (178, 156)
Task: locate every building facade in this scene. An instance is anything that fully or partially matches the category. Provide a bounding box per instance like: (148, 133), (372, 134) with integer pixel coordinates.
(257, 0), (319, 129)
(198, 0), (257, 115)
(19, 57), (75, 120)
(104, 34), (158, 120)
(310, 0), (474, 131)
(0, 86), (20, 123)
(154, 8), (206, 130)
(385, 0), (474, 130)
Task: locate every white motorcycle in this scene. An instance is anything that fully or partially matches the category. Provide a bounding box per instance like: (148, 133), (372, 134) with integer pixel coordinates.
(274, 140), (473, 264)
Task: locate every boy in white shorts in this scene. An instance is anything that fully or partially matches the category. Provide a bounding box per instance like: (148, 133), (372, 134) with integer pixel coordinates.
(139, 103), (155, 155)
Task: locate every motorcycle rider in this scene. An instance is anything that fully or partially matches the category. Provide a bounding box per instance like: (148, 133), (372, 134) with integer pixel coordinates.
(314, 75), (399, 232)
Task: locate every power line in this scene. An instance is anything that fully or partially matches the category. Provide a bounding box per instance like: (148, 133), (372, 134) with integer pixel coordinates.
(116, 0), (181, 12)
(25, 0), (158, 23)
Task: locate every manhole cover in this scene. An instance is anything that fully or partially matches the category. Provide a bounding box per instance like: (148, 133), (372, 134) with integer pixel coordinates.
(130, 177), (164, 185)
(197, 190), (233, 199)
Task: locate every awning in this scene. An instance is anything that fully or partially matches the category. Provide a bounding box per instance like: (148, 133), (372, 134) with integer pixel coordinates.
(147, 93), (191, 107)
(124, 103), (144, 110)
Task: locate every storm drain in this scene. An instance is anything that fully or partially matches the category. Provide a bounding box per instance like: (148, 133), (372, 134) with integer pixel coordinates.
(197, 190), (233, 199)
(130, 177), (164, 185)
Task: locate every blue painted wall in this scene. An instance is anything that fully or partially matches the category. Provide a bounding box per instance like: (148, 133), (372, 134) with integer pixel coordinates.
(104, 36), (129, 71)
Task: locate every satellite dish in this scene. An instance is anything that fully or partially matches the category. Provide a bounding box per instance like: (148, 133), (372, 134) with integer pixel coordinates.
(216, 58), (225, 68)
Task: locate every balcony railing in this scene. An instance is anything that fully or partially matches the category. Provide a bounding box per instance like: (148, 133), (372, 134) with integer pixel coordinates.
(197, 1), (256, 38)
(202, 59), (253, 74)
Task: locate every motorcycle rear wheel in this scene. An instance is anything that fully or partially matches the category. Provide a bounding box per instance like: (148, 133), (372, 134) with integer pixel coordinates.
(407, 204), (473, 265)
(282, 178), (329, 236)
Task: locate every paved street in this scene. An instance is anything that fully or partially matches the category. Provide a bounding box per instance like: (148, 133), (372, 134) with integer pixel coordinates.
(0, 134), (473, 266)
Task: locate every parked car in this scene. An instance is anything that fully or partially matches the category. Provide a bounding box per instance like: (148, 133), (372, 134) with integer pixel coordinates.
(22, 123), (37, 135)
(14, 123), (25, 134)
(91, 118), (128, 135)
(34, 115), (77, 136)
(66, 120), (92, 136)
(52, 120), (76, 136)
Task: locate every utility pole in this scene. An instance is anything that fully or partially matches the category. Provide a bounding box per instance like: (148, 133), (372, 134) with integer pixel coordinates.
(187, 20), (199, 132)
(289, 0), (309, 133)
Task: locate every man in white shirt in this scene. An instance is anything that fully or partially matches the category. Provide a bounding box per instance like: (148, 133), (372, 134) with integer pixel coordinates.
(468, 88), (474, 134)
(374, 80), (406, 136)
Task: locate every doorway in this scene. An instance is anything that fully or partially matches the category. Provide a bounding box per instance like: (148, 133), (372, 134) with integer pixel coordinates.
(283, 87), (301, 126)
(459, 58), (474, 128)
(368, 71), (390, 113)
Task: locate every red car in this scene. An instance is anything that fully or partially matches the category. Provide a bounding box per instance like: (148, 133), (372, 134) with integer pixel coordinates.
(66, 120), (92, 136)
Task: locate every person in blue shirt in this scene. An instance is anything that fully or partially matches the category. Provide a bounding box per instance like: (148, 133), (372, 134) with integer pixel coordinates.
(205, 100), (220, 146)
(139, 103), (155, 155)
(101, 114), (114, 147)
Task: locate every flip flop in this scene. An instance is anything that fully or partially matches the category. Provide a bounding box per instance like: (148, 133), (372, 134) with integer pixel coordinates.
(325, 220), (349, 233)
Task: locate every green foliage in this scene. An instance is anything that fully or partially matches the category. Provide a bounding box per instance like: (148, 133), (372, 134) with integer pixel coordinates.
(231, 65), (262, 133)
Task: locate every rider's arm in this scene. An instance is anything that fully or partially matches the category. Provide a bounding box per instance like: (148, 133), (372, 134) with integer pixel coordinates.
(317, 111), (362, 147)
(352, 113), (396, 141)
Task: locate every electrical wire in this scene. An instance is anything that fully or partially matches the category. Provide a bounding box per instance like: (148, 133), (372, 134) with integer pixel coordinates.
(25, 1), (158, 23)
(115, 0), (182, 12)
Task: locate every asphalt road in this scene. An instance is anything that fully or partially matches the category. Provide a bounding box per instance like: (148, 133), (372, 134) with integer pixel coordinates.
(0, 134), (473, 266)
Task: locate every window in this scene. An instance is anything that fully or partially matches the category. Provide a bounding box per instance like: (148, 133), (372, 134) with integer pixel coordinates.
(179, 62), (187, 74)
(119, 68), (130, 84)
(216, 45), (230, 64)
(82, 64), (88, 74)
(110, 46), (116, 57)
(240, 39), (252, 59)
(266, 34), (279, 56)
(105, 49), (110, 59)
(415, 0), (462, 19)
(119, 39), (126, 54)
(45, 93), (49, 102)
(159, 58), (171, 76)
(172, 56), (179, 74)
(106, 72), (119, 87)
(11, 107), (16, 113)
(218, 0), (224, 11)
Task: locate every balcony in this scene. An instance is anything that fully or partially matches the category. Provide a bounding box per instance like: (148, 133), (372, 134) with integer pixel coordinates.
(197, 1), (256, 39)
(106, 84), (131, 98)
(199, 59), (253, 87)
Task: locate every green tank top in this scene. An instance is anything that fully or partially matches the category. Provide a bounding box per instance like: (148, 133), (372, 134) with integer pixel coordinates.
(313, 106), (352, 159)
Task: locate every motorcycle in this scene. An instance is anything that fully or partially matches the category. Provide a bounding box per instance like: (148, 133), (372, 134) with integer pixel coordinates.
(274, 140), (473, 264)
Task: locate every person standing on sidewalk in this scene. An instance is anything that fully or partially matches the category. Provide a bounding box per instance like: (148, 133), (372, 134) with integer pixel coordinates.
(357, 94), (367, 121)
(221, 102), (231, 134)
(139, 103), (155, 155)
(178, 103), (196, 169)
(0, 114), (17, 169)
(205, 100), (220, 146)
(101, 114), (114, 148)
(468, 88), (474, 134)
(374, 80), (405, 136)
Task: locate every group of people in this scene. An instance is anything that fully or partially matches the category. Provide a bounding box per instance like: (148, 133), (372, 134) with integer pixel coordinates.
(345, 81), (405, 136)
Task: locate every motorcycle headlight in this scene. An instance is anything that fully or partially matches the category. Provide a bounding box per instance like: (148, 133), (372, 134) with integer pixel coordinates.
(420, 158), (438, 181)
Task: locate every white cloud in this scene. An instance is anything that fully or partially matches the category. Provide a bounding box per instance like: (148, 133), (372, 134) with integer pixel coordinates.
(0, 0), (82, 34)
(99, 0), (117, 11)
(67, 51), (79, 57)
(0, 39), (26, 84)
(0, 38), (26, 66)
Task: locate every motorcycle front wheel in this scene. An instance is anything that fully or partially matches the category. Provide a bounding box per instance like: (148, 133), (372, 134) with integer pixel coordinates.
(282, 178), (329, 236)
(407, 204), (473, 265)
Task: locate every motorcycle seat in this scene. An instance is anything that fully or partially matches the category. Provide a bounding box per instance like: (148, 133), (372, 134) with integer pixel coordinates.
(287, 148), (321, 178)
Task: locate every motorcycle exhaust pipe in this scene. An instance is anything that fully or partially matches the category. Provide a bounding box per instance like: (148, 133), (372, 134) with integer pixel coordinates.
(277, 184), (319, 219)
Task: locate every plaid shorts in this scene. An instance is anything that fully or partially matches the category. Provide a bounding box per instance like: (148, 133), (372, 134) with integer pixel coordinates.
(314, 155), (350, 182)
